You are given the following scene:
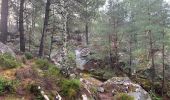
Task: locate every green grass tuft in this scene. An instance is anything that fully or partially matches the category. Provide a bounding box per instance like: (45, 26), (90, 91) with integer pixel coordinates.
(0, 53), (20, 69)
(61, 79), (80, 98)
(114, 93), (134, 100)
(0, 77), (16, 95)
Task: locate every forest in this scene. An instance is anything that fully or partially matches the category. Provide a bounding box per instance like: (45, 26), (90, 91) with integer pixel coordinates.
(0, 0), (170, 100)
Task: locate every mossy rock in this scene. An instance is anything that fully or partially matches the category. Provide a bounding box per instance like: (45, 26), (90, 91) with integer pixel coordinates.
(134, 78), (152, 91)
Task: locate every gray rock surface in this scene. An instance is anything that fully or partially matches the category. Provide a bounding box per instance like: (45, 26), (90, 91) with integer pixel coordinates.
(0, 42), (16, 57)
(97, 87), (105, 93)
(102, 77), (151, 100)
(75, 49), (87, 70)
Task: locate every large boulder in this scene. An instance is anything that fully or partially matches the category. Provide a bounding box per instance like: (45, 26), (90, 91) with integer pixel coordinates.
(98, 77), (151, 100)
(0, 42), (16, 57)
(80, 74), (151, 100)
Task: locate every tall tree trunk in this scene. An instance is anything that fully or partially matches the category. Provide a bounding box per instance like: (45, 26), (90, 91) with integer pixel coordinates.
(66, 15), (70, 39)
(49, 33), (54, 59)
(115, 20), (119, 67)
(162, 31), (165, 96)
(28, 27), (31, 52)
(19, 0), (25, 52)
(129, 34), (132, 76)
(85, 1), (89, 45)
(59, 0), (69, 77)
(62, 14), (68, 67)
(115, 32), (118, 66)
(1, 0), (9, 44)
(39, 0), (51, 57)
(109, 34), (113, 68)
(85, 22), (89, 45)
(148, 30), (155, 84)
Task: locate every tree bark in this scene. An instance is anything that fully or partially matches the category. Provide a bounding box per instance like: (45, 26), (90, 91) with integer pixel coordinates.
(109, 34), (113, 68)
(49, 33), (54, 59)
(162, 31), (165, 96)
(39, 0), (51, 57)
(19, 0), (25, 52)
(62, 13), (68, 68)
(148, 30), (155, 83)
(1, 0), (9, 44)
(85, 22), (89, 45)
(129, 34), (132, 76)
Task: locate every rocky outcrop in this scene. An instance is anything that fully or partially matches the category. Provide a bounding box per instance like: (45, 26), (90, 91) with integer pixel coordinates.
(0, 42), (16, 57)
(80, 76), (151, 100)
(99, 77), (151, 100)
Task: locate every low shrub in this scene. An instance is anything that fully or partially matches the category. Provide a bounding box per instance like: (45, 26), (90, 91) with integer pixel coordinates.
(66, 51), (76, 67)
(114, 93), (134, 100)
(25, 52), (33, 60)
(0, 77), (16, 95)
(0, 53), (20, 68)
(149, 91), (162, 100)
(29, 84), (44, 100)
(44, 66), (60, 78)
(35, 59), (55, 70)
(61, 79), (80, 98)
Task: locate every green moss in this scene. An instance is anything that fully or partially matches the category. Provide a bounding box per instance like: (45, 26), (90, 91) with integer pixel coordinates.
(0, 53), (20, 69)
(114, 93), (134, 100)
(61, 79), (80, 98)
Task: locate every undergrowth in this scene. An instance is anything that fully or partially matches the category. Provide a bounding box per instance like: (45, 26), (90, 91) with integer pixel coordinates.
(0, 53), (20, 69)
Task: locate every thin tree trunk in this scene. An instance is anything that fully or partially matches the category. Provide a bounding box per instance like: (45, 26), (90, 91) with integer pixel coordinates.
(85, 22), (89, 45)
(162, 31), (165, 96)
(28, 28), (31, 52)
(39, 0), (51, 57)
(149, 30), (155, 84)
(85, 0), (89, 45)
(19, 0), (25, 52)
(109, 34), (112, 68)
(115, 20), (119, 67)
(66, 16), (70, 39)
(115, 32), (118, 66)
(49, 33), (54, 59)
(129, 34), (132, 76)
(1, 0), (9, 44)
